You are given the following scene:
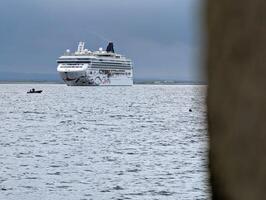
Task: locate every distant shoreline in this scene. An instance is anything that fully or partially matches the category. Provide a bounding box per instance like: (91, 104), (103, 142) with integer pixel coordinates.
(0, 80), (207, 85)
(0, 81), (64, 84)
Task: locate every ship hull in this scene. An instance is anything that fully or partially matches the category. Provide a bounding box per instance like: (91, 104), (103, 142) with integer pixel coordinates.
(59, 71), (133, 86)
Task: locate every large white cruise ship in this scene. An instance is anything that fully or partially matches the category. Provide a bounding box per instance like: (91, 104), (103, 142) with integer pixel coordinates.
(57, 42), (133, 86)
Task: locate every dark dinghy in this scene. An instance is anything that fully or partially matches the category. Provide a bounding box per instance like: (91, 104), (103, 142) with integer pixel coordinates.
(27, 89), (43, 94)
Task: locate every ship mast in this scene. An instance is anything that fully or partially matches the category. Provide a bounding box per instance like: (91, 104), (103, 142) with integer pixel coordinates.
(77, 42), (85, 53)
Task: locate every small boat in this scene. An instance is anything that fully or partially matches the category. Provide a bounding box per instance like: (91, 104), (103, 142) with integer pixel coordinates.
(27, 89), (43, 94)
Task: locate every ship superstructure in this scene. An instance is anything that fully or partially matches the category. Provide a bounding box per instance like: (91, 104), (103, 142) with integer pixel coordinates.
(57, 42), (133, 86)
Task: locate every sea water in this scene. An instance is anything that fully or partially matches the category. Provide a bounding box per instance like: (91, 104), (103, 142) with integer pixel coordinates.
(0, 84), (209, 200)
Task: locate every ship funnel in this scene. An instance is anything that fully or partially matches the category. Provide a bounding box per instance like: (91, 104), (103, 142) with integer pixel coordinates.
(106, 42), (115, 53)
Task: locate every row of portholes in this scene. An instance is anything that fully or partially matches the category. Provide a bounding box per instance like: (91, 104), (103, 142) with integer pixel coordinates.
(88, 71), (131, 76)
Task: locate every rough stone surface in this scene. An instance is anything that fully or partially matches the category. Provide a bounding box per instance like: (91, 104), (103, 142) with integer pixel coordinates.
(207, 1), (266, 199)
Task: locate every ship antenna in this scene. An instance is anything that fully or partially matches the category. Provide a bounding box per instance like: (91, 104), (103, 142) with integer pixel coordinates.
(77, 41), (85, 52)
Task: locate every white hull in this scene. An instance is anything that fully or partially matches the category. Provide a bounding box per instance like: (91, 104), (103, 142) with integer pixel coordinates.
(59, 70), (133, 86)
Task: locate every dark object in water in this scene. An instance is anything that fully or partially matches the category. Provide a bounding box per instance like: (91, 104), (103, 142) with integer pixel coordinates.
(27, 89), (42, 94)
(189, 109), (192, 112)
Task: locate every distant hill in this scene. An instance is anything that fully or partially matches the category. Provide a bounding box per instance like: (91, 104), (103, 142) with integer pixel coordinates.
(0, 72), (207, 85)
(0, 72), (61, 82)
(133, 78), (207, 85)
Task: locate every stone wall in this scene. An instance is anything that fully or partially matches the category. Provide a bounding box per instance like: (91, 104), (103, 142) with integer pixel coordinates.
(207, 1), (266, 199)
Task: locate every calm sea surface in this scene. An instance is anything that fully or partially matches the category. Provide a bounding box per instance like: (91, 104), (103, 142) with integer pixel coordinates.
(0, 84), (209, 200)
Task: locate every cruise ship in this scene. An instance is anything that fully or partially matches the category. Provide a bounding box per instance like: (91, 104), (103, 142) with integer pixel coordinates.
(57, 42), (133, 86)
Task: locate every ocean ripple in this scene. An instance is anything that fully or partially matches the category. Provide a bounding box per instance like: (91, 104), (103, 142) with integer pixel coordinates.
(0, 84), (209, 200)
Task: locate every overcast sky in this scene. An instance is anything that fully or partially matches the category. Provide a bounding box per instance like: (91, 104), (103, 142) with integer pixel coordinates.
(0, 0), (205, 81)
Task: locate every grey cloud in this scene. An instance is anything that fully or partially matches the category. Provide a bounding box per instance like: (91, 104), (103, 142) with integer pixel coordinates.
(0, 0), (205, 81)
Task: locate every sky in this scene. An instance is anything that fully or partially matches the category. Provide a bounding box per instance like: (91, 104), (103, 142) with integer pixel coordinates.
(0, 0), (205, 81)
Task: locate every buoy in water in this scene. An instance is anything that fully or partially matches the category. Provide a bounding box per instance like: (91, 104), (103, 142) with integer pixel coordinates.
(189, 109), (192, 112)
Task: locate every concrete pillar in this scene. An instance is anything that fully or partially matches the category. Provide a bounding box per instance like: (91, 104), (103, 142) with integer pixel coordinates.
(207, 0), (266, 199)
